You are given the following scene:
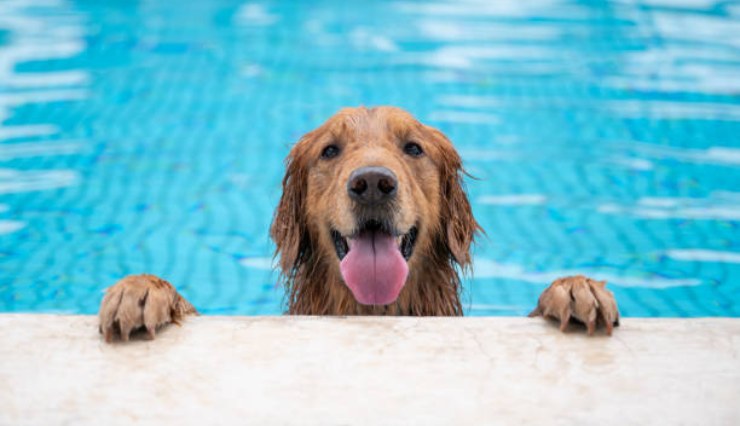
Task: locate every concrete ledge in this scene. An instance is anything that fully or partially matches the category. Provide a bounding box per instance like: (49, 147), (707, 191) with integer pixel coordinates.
(1, 315), (738, 425)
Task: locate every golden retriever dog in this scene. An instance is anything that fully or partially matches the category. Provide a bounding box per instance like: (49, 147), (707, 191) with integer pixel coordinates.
(98, 106), (619, 342)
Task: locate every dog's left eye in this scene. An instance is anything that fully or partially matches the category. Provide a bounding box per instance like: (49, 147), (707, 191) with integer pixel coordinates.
(321, 145), (340, 159)
(403, 142), (424, 157)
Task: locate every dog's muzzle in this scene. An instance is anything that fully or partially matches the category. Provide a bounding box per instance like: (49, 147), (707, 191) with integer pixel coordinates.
(347, 166), (397, 206)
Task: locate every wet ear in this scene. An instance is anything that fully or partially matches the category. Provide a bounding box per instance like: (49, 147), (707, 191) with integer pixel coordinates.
(444, 166), (479, 267)
(427, 127), (481, 267)
(270, 135), (313, 274)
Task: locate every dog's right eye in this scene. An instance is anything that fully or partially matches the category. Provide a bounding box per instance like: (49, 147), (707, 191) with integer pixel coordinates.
(321, 145), (340, 159)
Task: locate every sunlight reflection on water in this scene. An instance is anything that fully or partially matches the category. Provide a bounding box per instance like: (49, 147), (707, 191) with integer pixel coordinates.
(0, 0), (738, 316)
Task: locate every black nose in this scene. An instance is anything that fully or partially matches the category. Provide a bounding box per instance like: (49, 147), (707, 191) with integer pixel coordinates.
(347, 166), (398, 205)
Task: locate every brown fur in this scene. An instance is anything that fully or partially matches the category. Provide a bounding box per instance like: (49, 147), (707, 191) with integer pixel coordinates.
(98, 274), (197, 342)
(97, 106), (621, 341)
(270, 106), (481, 316)
(528, 275), (620, 335)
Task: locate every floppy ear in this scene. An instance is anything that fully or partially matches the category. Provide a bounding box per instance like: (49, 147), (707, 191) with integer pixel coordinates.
(270, 133), (314, 275)
(426, 127), (481, 267)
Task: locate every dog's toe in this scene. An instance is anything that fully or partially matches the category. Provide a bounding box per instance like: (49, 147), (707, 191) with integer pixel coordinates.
(98, 274), (196, 343)
(530, 276), (619, 336)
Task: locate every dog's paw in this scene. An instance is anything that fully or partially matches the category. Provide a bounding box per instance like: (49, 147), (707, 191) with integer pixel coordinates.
(528, 275), (619, 336)
(98, 274), (197, 343)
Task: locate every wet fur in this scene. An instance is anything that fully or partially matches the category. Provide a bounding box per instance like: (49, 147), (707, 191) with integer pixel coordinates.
(98, 107), (620, 341)
(270, 106), (481, 315)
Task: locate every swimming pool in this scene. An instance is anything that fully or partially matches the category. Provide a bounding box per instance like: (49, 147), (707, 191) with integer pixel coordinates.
(1, 0), (738, 317)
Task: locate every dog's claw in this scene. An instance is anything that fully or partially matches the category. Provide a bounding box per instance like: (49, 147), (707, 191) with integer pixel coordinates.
(530, 275), (619, 336)
(98, 274), (197, 343)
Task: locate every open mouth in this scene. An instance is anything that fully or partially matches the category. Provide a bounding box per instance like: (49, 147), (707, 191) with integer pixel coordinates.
(331, 220), (418, 261)
(331, 220), (418, 305)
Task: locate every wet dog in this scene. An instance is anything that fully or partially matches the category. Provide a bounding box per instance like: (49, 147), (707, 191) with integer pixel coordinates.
(98, 107), (619, 341)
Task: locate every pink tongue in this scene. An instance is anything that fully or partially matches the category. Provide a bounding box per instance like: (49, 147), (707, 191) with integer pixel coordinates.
(339, 231), (409, 305)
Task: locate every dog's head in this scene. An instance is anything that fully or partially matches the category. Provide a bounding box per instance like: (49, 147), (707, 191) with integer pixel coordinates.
(271, 106), (479, 309)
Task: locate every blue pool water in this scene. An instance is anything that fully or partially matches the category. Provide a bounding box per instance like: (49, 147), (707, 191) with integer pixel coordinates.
(0, 0), (738, 317)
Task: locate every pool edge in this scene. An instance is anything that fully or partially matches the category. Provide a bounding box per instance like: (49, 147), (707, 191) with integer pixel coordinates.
(1, 314), (738, 425)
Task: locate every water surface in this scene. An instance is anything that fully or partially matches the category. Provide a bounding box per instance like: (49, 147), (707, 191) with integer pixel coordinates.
(1, 0), (738, 316)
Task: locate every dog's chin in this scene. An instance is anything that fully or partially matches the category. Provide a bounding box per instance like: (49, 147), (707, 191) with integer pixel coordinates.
(331, 220), (418, 306)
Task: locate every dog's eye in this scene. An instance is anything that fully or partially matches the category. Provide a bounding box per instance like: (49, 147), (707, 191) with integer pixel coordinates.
(321, 144), (340, 159)
(403, 142), (424, 157)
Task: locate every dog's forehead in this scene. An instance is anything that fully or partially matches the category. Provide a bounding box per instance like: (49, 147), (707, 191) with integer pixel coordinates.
(327, 107), (420, 140)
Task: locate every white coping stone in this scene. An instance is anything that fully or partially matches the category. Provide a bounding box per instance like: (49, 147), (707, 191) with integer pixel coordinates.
(1, 314), (738, 425)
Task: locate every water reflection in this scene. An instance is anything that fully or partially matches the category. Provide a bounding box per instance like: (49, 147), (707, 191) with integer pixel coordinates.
(0, 0), (737, 316)
(0, 0), (88, 235)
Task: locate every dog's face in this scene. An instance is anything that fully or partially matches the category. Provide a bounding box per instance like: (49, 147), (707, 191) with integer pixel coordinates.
(272, 107), (478, 308)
